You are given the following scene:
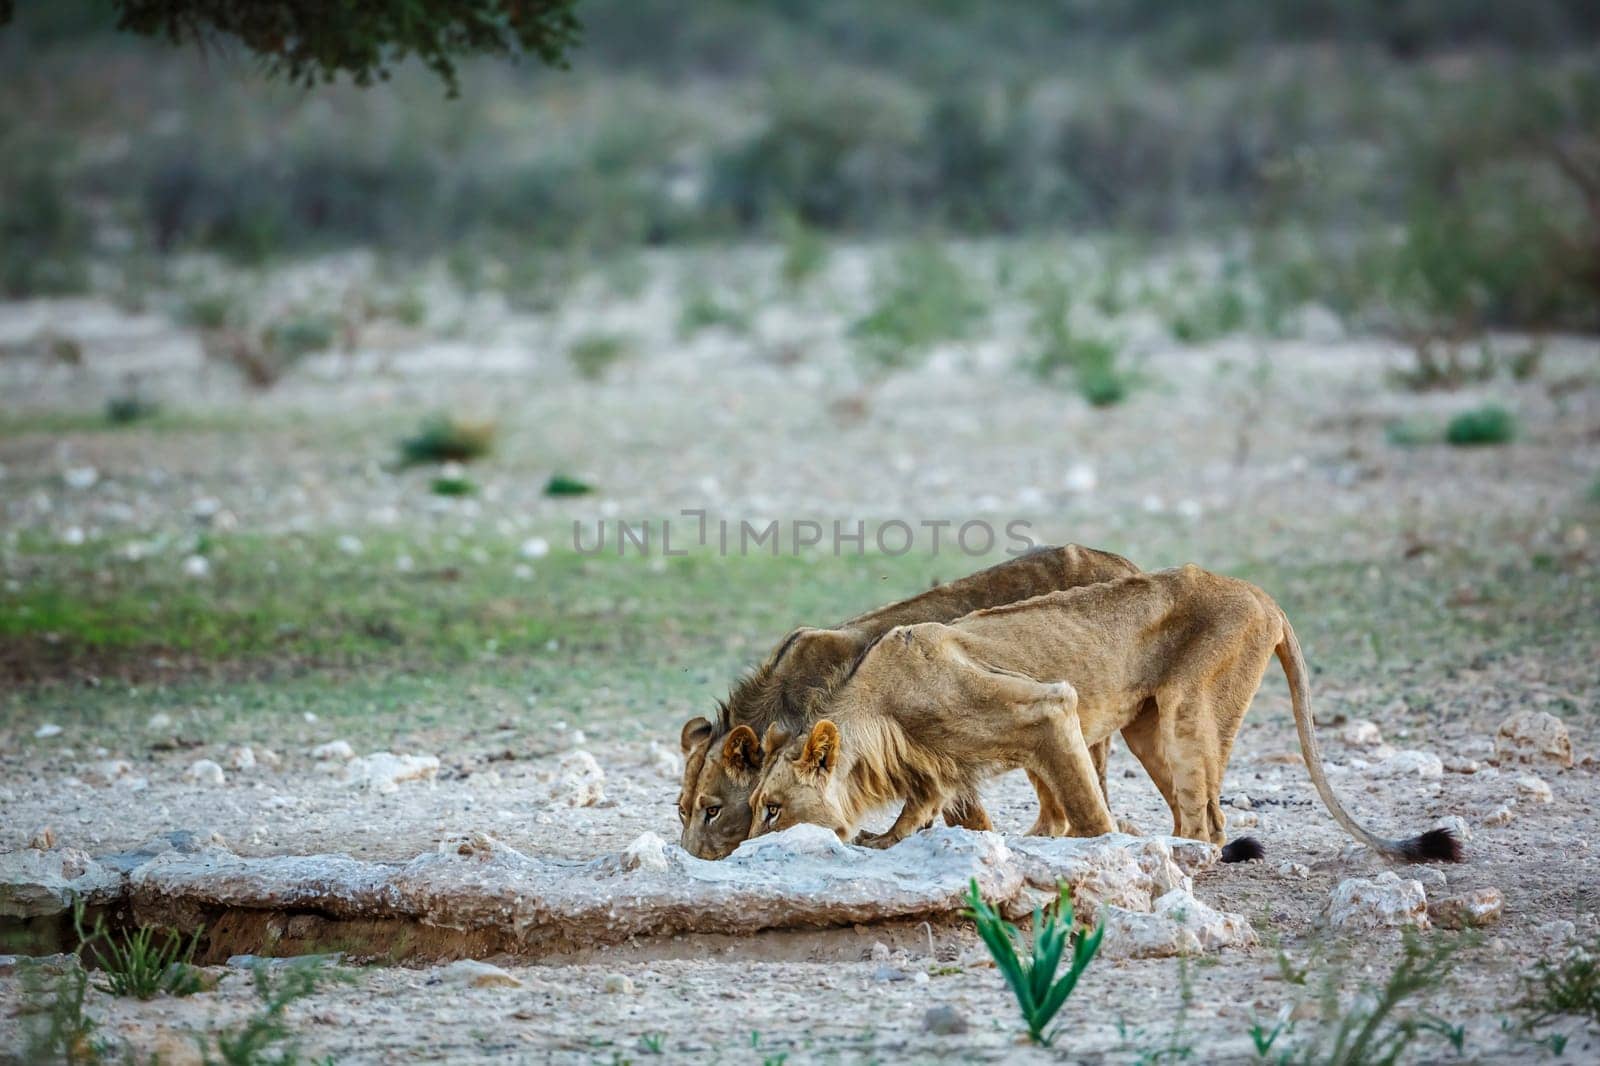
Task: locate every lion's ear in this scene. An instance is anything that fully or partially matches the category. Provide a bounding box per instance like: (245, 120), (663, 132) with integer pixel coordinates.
(799, 720), (841, 779)
(761, 723), (792, 759)
(721, 724), (763, 778)
(775, 629), (860, 679)
(680, 716), (714, 755)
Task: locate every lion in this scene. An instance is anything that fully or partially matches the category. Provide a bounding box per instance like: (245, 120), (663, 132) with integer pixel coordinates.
(746, 565), (1461, 865)
(676, 544), (1140, 859)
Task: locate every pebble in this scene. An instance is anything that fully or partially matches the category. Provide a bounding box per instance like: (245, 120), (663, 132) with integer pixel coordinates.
(186, 759), (226, 786)
(34, 723), (63, 739)
(1342, 720), (1383, 748)
(29, 826), (57, 849)
(1277, 862), (1310, 880)
(1324, 871), (1430, 931)
(1434, 815), (1471, 842)
(1429, 888), (1504, 930)
(1481, 803), (1516, 827)
(1516, 775), (1553, 804)
(603, 974), (635, 994)
(441, 960), (522, 989)
(228, 746), (257, 771)
(1369, 750), (1443, 779)
(146, 713), (174, 731)
(182, 555), (211, 579)
(519, 537), (550, 559)
(312, 740), (355, 762)
(1063, 462), (1097, 494)
(923, 1006), (969, 1035)
(1442, 756), (1480, 774)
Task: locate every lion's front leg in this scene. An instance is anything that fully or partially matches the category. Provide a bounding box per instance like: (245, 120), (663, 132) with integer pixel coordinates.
(856, 794), (942, 849)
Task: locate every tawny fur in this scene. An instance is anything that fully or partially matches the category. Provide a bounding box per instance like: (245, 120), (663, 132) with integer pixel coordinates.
(748, 565), (1460, 864)
(676, 545), (1139, 859)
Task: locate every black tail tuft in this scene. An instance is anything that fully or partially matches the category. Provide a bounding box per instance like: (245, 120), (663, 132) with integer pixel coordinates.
(1220, 836), (1265, 864)
(1396, 827), (1463, 863)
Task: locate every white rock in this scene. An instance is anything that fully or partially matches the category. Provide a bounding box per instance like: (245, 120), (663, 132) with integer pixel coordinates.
(1342, 720), (1384, 748)
(441, 959), (521, 988)
(146, 713), (174, 732)
(182, 555), (211, 579)
(228, 746), (256, 771)
(646, 741), (681, 780)
(620, 833), (671, 873)
(603, 973), (635, 994)
(1442, 756), (1480, 774)
(1482, 803), (1516, 827)
(1516, 775), (1553, 804)
(1064, 464), (1098, 493)
(1100, 889), (1257, 958)
(548, 750), (605, 807)
(1494, 710), (1573, 768)
(519, 537), (550, 559)
(1324, 871), (1430, 931)
(60, 526), (85, 546)
(1278, 862), (1310, 880)
(185, 760), (226, 787)
(63, 466), (99, 490)
(255, 748), (282, 769)
(312, 740), (355, 762)
(1429, 888), (1504, 930)
(337, 535), (364, 556)
(29, 826), (56, 850)
(1433, 815), (1471, 843)
(342, 752), (439, 794)
(34, 723), (63, 739)
(1368, 750), (1443, 779)
(82, 760), (133, 785)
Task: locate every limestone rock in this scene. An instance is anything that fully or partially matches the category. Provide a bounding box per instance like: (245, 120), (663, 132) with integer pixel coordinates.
(1433, 815), (1471, 843)
(0, 848), (122, 919)
(1324, 871), (1430, 931)
(82, 759), (134, 785)
(1494, 711), (1573, 769)
(1368, 750), (1443, 780)
(923, 1005), (969, 1035)
(1482, 803), (1516, 828)
(341, 752), (439, 793)
(1443, 756), (1480, 774)
(312, 740), (355, 762)
(1099, 888), (1257, 958)
(29, 826), (57, 850)
(442, 959), (522, 988)
(603, 973), (635, 994)
(548, 750), (605, 807)
(1429, 888), (1503, 930)
(1005, 834), (1204, 922)
(227, 746), (257, 771)
(1342, 720), (1383, 748)
(185, 759), (226, 787)
(1515, 775), (1553, 804)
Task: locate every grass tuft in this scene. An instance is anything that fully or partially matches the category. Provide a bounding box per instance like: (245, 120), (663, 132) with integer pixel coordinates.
(1521, 936), (1600, 1028)
(398, 415), (495, 466)
(205, 959), (344, 1066)
(1444, 406), (1515, 447)
(965, 878), (1101, 1046)
(851, 242), (985, 373)
(75, 900), (204, 1000)
(543, 474), (594, 497)
(568, 332), (632, 381)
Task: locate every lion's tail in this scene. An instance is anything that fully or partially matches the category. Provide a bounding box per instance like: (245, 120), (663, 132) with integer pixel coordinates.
(1276, 613), (1461, 863)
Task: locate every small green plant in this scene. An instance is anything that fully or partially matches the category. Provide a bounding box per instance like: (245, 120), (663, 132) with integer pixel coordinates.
(851, 242), (986, 373)
(106, 394), (159, 425)
(1521, 936), (1600, 1028)
(75, 903), (204, 1000)
(678, 287), (750, 338)
(1444, 405), (1515, 446)
(263, 311), (338, 361)
(204, 960), (341, 1066)
(1251, 1014), (1292, 1059)
(181, 290), (242, 331)
(568, 332), (631, 381)
(18, 956), (108, 1065)
(399, 415), (495, 466)
(430, 475), (477, 497)
(1166, 278), (1250, 345)
(777, 209), (828, 288)
(544, 474), (593, 497)
(1022, 273), (1131, 407)
(1296, 928), (1473, 1066)
(637, 1031), (666, 1054)
(964, 877), (1102, 1046)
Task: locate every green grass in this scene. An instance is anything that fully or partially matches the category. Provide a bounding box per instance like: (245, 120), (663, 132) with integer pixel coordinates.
(1445, 406), (1516, 447)
(965, 878), (1101, 1045)
(1521, 934), (1600, 1028)
(207, 960), (344, 1066)
(568, 332), (632, 381)
(1022, 272), (1133, 406)
(75, 902), (204, 1000)
(851, 242), (986, 373)
(397, 415), (495, 465)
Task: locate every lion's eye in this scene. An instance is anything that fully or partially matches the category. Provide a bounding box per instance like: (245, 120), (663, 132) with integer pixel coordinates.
(703, 805), (721, 824)
(764, 803), (781, 824)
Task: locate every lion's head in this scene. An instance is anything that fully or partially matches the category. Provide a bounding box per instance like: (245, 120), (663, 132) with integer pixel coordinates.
(746, 720), (850, 842)
(676, 718), (768, 859)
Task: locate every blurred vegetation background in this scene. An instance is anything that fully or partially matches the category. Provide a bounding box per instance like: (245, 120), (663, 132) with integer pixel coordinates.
(2, 0), (1597, 356)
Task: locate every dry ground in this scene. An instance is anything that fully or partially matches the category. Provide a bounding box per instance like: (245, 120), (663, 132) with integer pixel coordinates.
(2, 245), (1598, 1062)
